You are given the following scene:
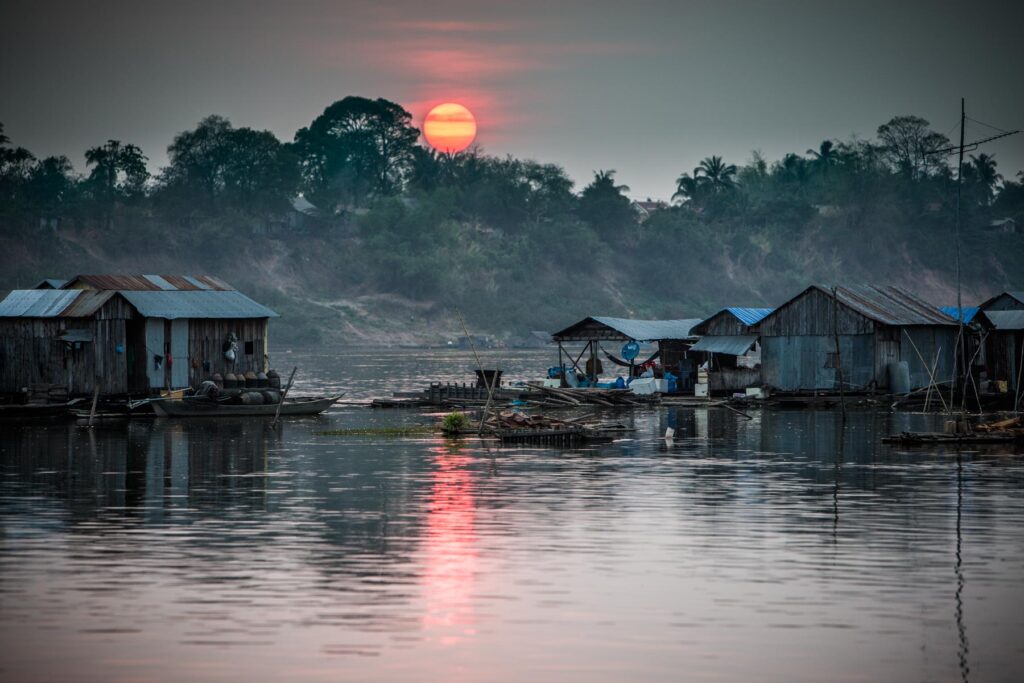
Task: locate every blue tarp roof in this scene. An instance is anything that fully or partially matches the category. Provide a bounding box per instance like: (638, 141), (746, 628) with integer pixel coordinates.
(940, 306), (980, 323)
(723, 307), (774, 326)
(689, 335), (758, 355)
(119, 291), (278, 319)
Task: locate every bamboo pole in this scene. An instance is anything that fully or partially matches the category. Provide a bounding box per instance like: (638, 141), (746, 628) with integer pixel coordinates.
(831, 287), (847, 417)
(455, 310), (496, 435)
(271, 366), (297, 429)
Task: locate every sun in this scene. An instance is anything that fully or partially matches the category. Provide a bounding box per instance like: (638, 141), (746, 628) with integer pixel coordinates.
(423, 103), (477, 154)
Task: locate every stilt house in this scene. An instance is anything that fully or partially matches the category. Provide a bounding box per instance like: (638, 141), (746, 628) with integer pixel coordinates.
(550, 317), (702, 387)
(979, 291), (1024, 393)
(758, 285), (957, 393)
(0, 275), (277, 399)
(689, 307), (773, 393)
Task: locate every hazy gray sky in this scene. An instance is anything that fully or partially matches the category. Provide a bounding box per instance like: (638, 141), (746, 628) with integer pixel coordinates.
(2, 0), (1022, 200)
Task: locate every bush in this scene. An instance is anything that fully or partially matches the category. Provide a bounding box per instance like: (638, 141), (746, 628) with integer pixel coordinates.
(441, 412), (471, 433)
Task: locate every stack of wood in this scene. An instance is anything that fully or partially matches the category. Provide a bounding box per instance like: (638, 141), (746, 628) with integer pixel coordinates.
(974, 415), (1023, 433)
(26, 383), (69, 405)
(483, 409), (633, 445)
(524, 383), (649, 408)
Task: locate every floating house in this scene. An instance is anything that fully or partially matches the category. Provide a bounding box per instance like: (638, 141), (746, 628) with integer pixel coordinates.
(758, 285), (957, 393)
(979, 291), (1024, 394)
(0, 275), (277, 399)
(550, 316), (702, 387)
(689, 307), (773, 394)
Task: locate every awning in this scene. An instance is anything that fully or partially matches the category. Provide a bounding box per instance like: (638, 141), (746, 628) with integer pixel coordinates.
(689, 335), (757, 355)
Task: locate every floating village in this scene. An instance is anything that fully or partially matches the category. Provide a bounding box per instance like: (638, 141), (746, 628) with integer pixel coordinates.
(0, 274), (1022, 444)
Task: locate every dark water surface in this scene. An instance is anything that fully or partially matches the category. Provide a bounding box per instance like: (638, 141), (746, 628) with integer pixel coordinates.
(2, 350), (1023, 682)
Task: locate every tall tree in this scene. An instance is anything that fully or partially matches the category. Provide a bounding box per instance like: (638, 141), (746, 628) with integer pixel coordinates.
(807, 140), (838, 176)
(876, 115), (949, 179)
(578, 169), (635, 236)
(84, 140), (148, 203)
(158, 115), (299, 215)
(695, 156), (738, 193)
(292, 97), (419, 210)
(968, 153), (1001, 206)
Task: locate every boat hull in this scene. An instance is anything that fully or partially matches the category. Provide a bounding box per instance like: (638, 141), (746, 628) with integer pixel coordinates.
(151, 395), (343, 418)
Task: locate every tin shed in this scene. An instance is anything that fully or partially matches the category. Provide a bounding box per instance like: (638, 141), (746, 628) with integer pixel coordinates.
(758, 285), (957, 393)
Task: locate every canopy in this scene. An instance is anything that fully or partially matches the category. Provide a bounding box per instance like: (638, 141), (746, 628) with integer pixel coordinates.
(689, 335), (757, 355)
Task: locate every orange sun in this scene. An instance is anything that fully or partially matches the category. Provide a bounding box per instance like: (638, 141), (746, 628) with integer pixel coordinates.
(423, 103), (477, 154)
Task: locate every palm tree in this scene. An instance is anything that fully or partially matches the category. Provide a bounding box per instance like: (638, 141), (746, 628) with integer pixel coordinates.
(969, 153), (1001, 205)
(695, 156), (738, 193)
(672, 170), (704, 203)
(807, 140), (838, 176)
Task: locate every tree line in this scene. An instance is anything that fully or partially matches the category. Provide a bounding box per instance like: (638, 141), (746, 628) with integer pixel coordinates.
(2, 97), (1022, 235)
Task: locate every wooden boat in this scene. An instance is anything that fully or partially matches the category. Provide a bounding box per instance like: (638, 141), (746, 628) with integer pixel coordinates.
(151, 394), (343, 418)
(0, 399), (84, 420)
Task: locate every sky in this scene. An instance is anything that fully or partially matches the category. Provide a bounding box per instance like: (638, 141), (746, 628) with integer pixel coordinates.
(2, 0), (1022, 200)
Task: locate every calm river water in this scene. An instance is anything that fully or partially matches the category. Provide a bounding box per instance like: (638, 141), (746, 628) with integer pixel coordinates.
(1, 349), (1023, 682)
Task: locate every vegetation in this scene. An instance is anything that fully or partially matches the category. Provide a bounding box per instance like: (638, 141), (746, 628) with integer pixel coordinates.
(441, 412), (471, 433)
(2, 101), (1023, 346)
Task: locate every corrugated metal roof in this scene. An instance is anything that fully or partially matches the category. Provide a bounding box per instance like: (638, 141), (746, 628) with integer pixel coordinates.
(0, 289), (83, 317)
(940, 306), (980, 323)
(64, 274), (234, 291)
(985, 310), (1024, 331)
(724, 307), (774, 326)
(118, 290), (278, 319)
(811, 285), (956, 326)
(556, 317), (702, 341)
(690, 335), (758, 355)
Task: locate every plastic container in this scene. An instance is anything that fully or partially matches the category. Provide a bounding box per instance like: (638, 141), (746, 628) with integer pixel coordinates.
(267, 369), (281, 389)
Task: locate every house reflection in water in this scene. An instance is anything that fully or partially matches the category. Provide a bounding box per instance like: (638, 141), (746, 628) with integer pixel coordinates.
(421, 441), (478, 646)
(0, 419), (272, 523)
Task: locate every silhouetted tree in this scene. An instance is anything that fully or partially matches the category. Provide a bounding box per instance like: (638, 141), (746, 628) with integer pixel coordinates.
(292, 97), (419, 210)
(84, 139), (148, 202)
(695, 156), (738, 193)
(876, 115), (949, 179)
(578, 169), (635, 236)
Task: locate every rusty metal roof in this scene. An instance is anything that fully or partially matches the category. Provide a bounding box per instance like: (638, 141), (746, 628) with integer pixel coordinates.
(0, 289), (115, 317)
(811, 285), (956, 326)
(63, 274), (234, 291)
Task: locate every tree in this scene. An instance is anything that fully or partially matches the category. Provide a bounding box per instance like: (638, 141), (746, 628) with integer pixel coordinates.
(157, 115), (299, 215)
(291, 97), (419, 210)
(84, 140), (148, 202)
(876, 115), (949, 179)
(0, 122), (36, 218)
(968, 153), (1001, 205)
(695, 156), (738, 193)
(807, 140), (838, 176)
(25, 156), (76, 219)
(578, 169), (635, 236)
(672, 171), (704, 204)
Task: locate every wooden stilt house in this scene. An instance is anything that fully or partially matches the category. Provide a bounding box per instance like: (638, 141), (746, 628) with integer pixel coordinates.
(0, 275), (277, 399)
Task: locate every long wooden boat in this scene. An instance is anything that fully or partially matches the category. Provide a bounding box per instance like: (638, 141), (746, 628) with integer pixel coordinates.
(151, 394), (343, 418)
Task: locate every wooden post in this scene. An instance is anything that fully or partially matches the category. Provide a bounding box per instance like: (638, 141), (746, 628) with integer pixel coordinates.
(831, 287), (847, 417)
(87, 385), (100, 428)
(271, 366), (297, 429)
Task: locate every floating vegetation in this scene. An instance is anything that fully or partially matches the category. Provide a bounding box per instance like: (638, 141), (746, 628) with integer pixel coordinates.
(441, 412), (471, 433)
(317, 426), (437, 437)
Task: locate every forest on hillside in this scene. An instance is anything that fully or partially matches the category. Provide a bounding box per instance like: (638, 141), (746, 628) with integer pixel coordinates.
(2, 97), (1023, 345)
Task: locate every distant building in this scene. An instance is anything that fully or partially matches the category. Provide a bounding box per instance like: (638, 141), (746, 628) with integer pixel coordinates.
(0, 275), (277, 398)
(758, 285), (957, 393)
(633, 199), (668, 222)
(986, 217), (1018, 234)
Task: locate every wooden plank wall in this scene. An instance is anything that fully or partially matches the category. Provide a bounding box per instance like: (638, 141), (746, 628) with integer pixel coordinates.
(187, 318), (270, 386)
(760, 288), (874, 337)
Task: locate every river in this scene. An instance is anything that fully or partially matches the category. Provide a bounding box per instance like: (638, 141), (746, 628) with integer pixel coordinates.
(1, 349), (1022, 682)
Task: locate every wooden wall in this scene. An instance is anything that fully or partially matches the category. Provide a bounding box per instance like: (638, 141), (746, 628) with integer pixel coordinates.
(692, 311), (757, 337)
(187, 318), (269, 386)
(760, 287), (875, 337)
